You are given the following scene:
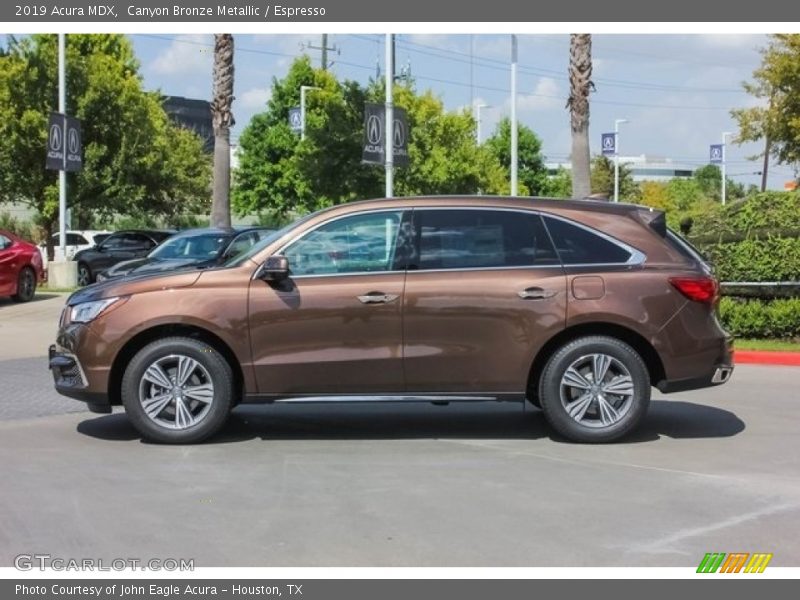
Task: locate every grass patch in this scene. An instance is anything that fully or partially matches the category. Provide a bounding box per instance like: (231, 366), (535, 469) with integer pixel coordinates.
(40, 286), (77, 294)
(735, 338), (800, 352)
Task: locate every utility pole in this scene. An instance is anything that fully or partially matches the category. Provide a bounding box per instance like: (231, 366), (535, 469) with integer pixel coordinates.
(385, 33), (393, 198)
(510, 34), (518, 196)
(301, 34), (339, 71)
(391, 34), (396, 81)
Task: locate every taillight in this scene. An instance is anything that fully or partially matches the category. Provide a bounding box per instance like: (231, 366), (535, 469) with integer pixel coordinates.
(669, 276), (719, 304)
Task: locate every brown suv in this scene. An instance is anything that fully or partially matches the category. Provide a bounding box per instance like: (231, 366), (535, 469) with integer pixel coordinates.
(49, 196), (733, 443)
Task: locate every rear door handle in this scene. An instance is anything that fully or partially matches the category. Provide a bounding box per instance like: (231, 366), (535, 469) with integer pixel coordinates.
(518, 287), (556, 300)
(358, 292), (399, 304)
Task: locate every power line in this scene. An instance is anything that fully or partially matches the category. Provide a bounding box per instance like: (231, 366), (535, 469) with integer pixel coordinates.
(135, 34), (744, 112)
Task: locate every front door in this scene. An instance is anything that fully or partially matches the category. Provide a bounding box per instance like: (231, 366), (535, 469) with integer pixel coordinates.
(248, 209), (409, 395)
(402, 208), (567, 394)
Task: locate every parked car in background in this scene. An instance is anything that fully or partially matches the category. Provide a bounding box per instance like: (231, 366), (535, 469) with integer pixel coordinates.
(96, 227), (273, 282)
(50, 196), (733, 444)
(38, 230), (113, 265)
(73, 230), (174, 286)
(0, 229), (44, 302)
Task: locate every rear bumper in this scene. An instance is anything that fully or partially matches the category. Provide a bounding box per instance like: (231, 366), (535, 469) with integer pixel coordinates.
(657, 364), (734, 393)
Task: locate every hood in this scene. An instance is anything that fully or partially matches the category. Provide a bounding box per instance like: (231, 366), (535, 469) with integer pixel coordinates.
(67, 270), (202, 306)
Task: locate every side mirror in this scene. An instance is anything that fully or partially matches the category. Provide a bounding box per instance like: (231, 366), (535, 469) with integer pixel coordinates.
(257, 255), (290, 281)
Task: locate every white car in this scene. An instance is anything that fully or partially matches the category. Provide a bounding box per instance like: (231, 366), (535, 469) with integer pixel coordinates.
(39, 230), (113, 265)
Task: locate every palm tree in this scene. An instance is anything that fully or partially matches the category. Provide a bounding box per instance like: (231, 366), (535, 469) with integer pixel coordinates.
(210, 33), (235, 228)
(567, 34), (593, 199)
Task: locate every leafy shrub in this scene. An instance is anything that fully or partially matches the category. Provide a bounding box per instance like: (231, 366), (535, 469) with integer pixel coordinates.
(0, 211), (37, 241)
(719, 297), (800, 338)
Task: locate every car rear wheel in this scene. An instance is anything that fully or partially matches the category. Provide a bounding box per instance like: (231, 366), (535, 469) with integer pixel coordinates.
(77, 263), (91, 286)
(121, 337), (234, 444)
(538, 336), (650, 443)
(12, 267), (36, 302)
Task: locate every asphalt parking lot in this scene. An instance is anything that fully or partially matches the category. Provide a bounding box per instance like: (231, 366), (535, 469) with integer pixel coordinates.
(1, 294), (799, 567)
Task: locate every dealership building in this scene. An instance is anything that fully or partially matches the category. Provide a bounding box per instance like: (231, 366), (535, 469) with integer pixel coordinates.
(547, 154), (697, 182)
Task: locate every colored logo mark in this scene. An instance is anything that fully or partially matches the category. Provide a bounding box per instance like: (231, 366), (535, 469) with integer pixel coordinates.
(697, 552), (773, 573)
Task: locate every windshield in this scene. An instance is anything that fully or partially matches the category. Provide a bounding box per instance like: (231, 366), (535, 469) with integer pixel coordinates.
(223, 215), (315, 267)
(150, 232), (231, 260)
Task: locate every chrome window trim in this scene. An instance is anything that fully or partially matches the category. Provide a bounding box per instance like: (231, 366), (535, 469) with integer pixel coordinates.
(540, 212), (646, 267)
(256, 204), (644, 280)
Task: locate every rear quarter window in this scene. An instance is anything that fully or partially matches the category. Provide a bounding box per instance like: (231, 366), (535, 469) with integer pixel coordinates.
(542, 216), (633, 265)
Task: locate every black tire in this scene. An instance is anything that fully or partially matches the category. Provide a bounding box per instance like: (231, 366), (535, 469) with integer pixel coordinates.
(538, 336), (650, 443)
(12, 267), (36, 302)
(121, 337), (234, 444)
(77, 262), (92, 286)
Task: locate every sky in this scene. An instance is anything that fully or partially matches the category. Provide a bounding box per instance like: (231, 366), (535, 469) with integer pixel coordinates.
(6, 32), (794, 190)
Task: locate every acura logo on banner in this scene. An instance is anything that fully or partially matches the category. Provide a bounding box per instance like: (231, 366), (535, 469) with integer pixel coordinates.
(362, 103), (410, 167)
(46, 112), (83, 172)
(601, 132), (616, 156)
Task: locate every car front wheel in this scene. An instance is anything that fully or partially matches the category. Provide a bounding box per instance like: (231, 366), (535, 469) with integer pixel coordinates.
(538, 336), (650, 443)
(121, 337), (234, 444)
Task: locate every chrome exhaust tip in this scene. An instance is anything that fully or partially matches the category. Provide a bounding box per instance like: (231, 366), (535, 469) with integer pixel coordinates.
(712, 367), (732, 384)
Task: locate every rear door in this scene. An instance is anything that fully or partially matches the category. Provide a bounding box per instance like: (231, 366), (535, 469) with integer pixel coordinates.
(402, 208), (567, 394)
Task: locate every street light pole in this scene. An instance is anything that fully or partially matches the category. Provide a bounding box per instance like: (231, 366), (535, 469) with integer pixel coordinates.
(385, 32), (394, 198)
(300, 85), (320, 141)
(510, 34), (518, 196)
(475, 103), (490, 144)
(614, 118), (628, 203)
(722, 131), (733, 205)
(58, 33), (66, 260)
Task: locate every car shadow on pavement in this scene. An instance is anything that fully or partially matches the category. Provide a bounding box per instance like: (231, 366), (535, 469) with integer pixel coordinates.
(75, 399), (744, 445)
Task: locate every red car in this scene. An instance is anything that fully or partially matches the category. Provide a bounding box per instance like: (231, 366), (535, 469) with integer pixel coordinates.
(0, 229), (44, 302)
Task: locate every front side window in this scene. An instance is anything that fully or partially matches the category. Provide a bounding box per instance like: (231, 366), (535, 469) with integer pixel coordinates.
(284, 211), (404, 276)
(413, 209), (559, 270)
(542, 216), (633, 265)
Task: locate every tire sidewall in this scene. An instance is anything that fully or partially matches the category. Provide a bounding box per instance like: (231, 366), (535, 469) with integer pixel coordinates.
(14, 267), (36, 302)
(538, 336), (650, 443)
(121, 337), (234, 444)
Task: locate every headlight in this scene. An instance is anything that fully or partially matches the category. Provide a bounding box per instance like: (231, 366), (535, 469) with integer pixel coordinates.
(70, 297), (123, 323)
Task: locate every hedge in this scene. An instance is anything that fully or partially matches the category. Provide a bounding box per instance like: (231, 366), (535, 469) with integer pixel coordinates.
(719, 297), (800, 339)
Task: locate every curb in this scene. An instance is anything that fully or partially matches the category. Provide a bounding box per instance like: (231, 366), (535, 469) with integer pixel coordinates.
(734, 351), (800, 367)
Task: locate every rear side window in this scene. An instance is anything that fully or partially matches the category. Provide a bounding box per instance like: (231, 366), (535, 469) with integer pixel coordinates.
(542, 216), (633, 265)
(413, 210), (559, 270)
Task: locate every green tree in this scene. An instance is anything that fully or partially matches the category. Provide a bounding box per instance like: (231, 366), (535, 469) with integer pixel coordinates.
(233, 56), (377, 218)
(0, 34), (210, 255)
(233, 57), (509, 218)
(589, 155), (639, 201)
(388, 85), (508, 197)
(484, 117), (547, 195)
(540, 166), (572, 198)
(732, 34), (800, 176)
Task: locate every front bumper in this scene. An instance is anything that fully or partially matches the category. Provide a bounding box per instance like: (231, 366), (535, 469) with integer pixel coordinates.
(48, 344), (111, 413)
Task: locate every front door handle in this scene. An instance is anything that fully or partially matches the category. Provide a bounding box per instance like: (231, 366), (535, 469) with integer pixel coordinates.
(358, 292), (399, 304)
(518, 287), (556, 300)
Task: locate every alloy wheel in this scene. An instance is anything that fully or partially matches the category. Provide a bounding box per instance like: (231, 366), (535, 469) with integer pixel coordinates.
(138, 354), (215, 430)
(559, 353), (635, 428)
